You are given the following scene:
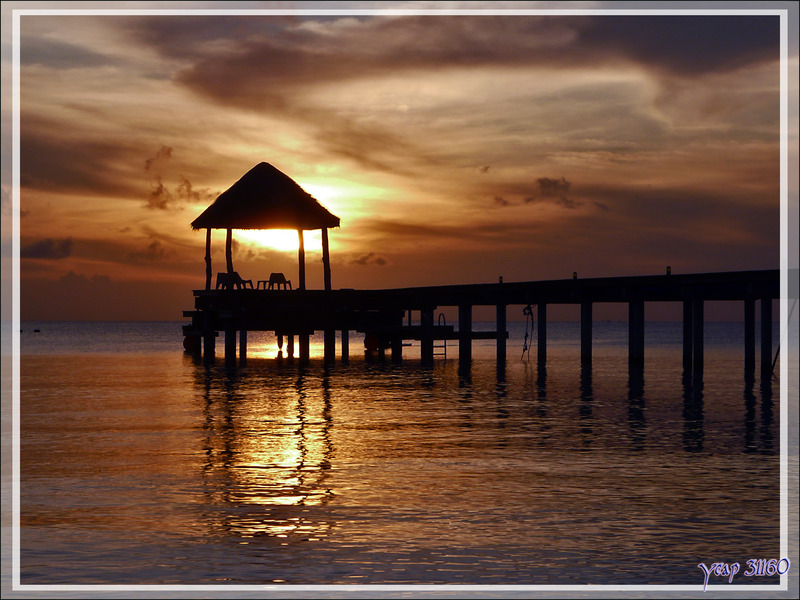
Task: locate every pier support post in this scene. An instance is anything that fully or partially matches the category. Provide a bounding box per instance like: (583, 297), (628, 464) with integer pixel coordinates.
(459, 304), (472, 365)
(299, 333), (310, 362)
(581, 302), (592, 365)
(744, 299), (755, 371)
(496, 303), (507, 364)
(202, 311), (215, 364)
(628, 300), (645, 369)
(239, 328), (247, 364)
(341, 329), (349, 362)
(692, 299), (704, 373)
(421, 308), (434, 365)
(683, 300), (693, 372)
(537, 303), (547, 365)
(324, 329), (336, 363)
(225, 323), (237, 367)
(391, 336), (403, 363)
(287, 334), (295, 360)
(760, 298), (772, 379)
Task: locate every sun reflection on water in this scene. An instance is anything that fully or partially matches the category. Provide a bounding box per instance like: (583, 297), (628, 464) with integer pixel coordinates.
(195, 365), (336, 543)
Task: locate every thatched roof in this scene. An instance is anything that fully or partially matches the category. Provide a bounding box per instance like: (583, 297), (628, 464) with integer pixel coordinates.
(191, 162), (340, 231)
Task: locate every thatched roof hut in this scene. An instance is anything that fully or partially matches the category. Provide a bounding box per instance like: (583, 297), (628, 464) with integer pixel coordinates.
(191, 162), (340, 231)
(192, 162), (340, 291)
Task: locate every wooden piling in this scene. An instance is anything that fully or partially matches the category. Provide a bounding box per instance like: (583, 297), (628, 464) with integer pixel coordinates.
(459, 304), (472, 364)
(324, 329), (336, 363)
(692, 299), (704, 373)
(391, 336), (403, 363)
(581, 302), (592, 364)
(341, 329), (349, 362)
(421, 308), (434, 365)
(496, 303), (507, 363)
(744, 298), (755, 370)
(537, 303), (547, 365)
(683, 300), (693, 372)
(239, 328), (247, 364)
(287, 334), (295, 360)
(225, 323), (236, 366)
(761, 298), (772, 379)
(628, 300), (645, 369)
(299, 333), (310, 362)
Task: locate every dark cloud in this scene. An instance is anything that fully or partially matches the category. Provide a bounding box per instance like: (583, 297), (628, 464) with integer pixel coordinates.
(580, 16), (778, 77)
(133, 15), (779, 110)
(142, 147), (217, 210)
(146, 177), (174, 210)
(145, 145), (172, 171)
(128, 239), (176, 262)
(351, 252), (387, 266)
(21, 237), (73, 259)
(21, 36), (113, 69)
(20, 119), (145, 198)
(120, 14), (777, 184)
(494, 196), (511, 207)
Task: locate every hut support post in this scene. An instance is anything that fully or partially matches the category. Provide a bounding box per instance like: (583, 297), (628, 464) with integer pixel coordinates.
(744, 299), (756, 371)
(581, 302), (592, 365)
(537, 303), (547, 365)
(683, 300), (693, 372)
(761, 298), (772, 379)
(204, 228), (212, 290)
(225, 228), (233, 274)
(459, 304), (472, 365)
(297, 230), (306, 290)
(322, 228), (332, 292)
(496, 303), (507, 363)
(628, 300), (645, 369)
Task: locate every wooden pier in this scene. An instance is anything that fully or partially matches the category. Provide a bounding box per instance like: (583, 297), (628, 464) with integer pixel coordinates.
(184, 268), (779, 377)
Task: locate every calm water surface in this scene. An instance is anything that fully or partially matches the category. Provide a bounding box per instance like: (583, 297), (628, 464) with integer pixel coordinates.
(18, 321), (782, 587)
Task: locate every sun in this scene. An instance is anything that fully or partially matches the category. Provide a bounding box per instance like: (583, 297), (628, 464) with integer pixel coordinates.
(237, 229), (301, 252)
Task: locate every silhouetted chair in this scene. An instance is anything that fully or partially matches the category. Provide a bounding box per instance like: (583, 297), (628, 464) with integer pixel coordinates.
(263, 272), (292, 290)
(216, 271), (253, 290)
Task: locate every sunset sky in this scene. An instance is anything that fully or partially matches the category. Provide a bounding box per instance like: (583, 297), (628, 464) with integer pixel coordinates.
(3, 2), (797, 320)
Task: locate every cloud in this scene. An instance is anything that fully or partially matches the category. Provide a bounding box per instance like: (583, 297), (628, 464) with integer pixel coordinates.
(21, 238), (73, 259)
(127, 239), (176, 262)
(351, 252), (387, 266)
(21, 37), (114, 69)
(142, 147), (218, 210)
(145, 145), (173, 171)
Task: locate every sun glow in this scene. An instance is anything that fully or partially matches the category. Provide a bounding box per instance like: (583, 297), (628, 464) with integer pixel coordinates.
(237, 229), (302, 252)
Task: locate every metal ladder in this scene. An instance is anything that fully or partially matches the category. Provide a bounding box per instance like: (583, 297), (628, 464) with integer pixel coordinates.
(433, 312), (447, 358)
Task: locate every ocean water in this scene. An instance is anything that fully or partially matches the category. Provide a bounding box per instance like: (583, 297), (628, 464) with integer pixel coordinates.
(15, 320), (786, 589)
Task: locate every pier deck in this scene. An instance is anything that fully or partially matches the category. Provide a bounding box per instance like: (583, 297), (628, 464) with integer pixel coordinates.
(183, 269), (780, 375)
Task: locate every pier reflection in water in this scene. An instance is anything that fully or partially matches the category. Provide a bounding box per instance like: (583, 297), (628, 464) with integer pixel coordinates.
(173, 347), (780, 585)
